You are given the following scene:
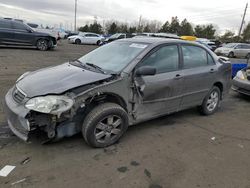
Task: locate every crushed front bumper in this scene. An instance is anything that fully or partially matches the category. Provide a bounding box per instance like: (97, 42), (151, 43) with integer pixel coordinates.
(4, 88), (31, 141)
(232, 78), (250, 96)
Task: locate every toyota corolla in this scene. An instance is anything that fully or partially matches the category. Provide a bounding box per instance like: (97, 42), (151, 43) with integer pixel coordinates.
(4, 38), (232, 147)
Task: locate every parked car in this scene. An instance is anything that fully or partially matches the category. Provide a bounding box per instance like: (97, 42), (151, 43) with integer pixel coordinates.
(103, 33), (134, 43)
(153, 33), (180, 39)
(135, 33), (155, 37)
(215, 43), (250, 58)
(0, 19), (57, 50)
(232, 66), (250, 95)
(68, 32), (104, 45)
(26, 23), (59, 40)
(65, 30), (79, 38)
(4, 38), (231, 147)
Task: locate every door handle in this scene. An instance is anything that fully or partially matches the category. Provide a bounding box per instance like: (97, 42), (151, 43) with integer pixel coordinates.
(174, 74), (182, 79)
(210, 68), (215, 73)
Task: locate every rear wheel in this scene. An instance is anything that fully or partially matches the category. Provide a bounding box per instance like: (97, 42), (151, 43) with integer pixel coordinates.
(75, 39), (81, 45)
(228, 52), (234, 58)
(36, 39), (48, 51)
(82, 103), (128, 148)
(199, 86), (221, 115)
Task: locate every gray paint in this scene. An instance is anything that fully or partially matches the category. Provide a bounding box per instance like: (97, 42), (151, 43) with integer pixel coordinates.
(17, 63), (112, 97)
(4, 38), (232, 141)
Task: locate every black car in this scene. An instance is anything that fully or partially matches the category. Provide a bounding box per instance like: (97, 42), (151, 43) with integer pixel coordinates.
(0, 19), (57, 51)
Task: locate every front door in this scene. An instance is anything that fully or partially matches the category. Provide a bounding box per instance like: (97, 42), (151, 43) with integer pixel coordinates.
(134, 44), (184, 122)
(13, 22), (33, 45)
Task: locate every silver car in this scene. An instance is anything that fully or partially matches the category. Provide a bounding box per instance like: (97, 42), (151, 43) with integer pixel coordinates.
(4, 38), (232, 147)
(215, 43), (250, 58)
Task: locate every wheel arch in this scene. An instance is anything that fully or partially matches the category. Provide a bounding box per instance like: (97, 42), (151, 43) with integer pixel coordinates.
(84, 92), (128, 112)
(213, 82), (223, 99)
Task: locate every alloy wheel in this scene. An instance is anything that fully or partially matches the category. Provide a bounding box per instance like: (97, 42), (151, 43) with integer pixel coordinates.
(94, 115), (122, 144)
(206, 91), (219, 112)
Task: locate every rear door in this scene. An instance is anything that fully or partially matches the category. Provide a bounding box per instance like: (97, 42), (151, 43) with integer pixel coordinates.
(84, 34), (98, 44)
(180, 45), (218, 109)
(134, 44), (184, 121)
(0, 20), (15, 44)
(12, 22), (34, 45)
(233, 44), (244, 57)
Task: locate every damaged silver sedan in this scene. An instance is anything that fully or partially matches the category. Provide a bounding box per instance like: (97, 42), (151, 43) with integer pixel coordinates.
(4, 38), (232, 147)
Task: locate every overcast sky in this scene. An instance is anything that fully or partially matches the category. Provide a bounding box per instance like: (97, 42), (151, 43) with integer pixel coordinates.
(0, 0), (249, 34)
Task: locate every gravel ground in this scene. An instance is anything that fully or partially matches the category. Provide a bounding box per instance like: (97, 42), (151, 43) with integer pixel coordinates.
(0, 41), (250, 188)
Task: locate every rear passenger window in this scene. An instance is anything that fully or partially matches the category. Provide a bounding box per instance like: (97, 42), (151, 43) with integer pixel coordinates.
(182, 45), (208, 68)
(140, 45), (179, 74)
(0, 21), (12, 29)
(13, 22), (27, 30)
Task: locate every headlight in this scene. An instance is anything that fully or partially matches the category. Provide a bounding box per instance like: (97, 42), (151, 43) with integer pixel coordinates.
(16, 72), (30, 83)
(235, 70), (246, 80)
(25, 95), (74, 114)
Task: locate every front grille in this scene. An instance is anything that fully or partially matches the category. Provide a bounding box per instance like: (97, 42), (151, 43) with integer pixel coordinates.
(12, 87), (26, 103)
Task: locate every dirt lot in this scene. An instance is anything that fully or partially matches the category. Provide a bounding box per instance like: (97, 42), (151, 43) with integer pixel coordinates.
(0, 41), (250, 188)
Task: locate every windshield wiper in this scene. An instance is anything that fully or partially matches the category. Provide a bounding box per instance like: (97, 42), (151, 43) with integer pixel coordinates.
(85, 63), (106, 74)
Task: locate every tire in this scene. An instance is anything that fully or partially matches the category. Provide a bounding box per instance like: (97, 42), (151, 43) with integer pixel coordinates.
(228, 52), (234, 58)
(75, 39), (81, 45)
(198, 86), (221, 115)
(82, 103), (128, 148)
(96, 40), (101, 45)
(36, 39), (49, 51)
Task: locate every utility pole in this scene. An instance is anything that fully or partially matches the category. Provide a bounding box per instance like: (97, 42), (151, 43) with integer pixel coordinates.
(138, 15), (142, 32)
(238, 3), (248, 37)
(74, 0), (77, 32)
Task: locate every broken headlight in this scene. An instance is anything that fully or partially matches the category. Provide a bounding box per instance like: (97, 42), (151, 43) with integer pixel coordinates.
(25, 95), (74, 114)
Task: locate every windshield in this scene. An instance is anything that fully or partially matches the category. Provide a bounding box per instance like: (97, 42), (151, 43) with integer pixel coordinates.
(110, 33), (121, 38)
(78, 41), (148, 73)
(224, 43), (237, 48)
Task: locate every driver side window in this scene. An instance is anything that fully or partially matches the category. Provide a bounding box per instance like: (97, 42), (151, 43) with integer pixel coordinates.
(139, 45), (179, 74)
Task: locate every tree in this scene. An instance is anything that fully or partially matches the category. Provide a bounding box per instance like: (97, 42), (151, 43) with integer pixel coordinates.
(143, 24), (150, 32)
(89, 22), (102, 34)
(219, 30), (235, 43)
(194, 24), (216, 39)
(159, 21), (170, 32)
(79, 24), (89, 32)
(242, 22), (250, 42)
(128, 26), (137, 33)
(169, 16), (180, 34)
(179, 19), (194, 36)
(118, 24), (128, 33)
(107, 22), (118, 34)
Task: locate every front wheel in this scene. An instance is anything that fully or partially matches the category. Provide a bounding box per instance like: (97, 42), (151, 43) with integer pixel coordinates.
(36, 39), (48, 51)
(82, 103), (128, 148)
(75, 39), (81, 45)
(198, 86), (221, 115)
(228, 52), (234, 58)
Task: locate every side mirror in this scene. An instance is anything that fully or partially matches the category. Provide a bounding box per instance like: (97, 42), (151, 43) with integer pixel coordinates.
(26, 28), (33, 33)
(135, 66), (156, 76)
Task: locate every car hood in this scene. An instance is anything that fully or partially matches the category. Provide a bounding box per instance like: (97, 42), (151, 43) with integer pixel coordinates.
(16, 63), (112, 97)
